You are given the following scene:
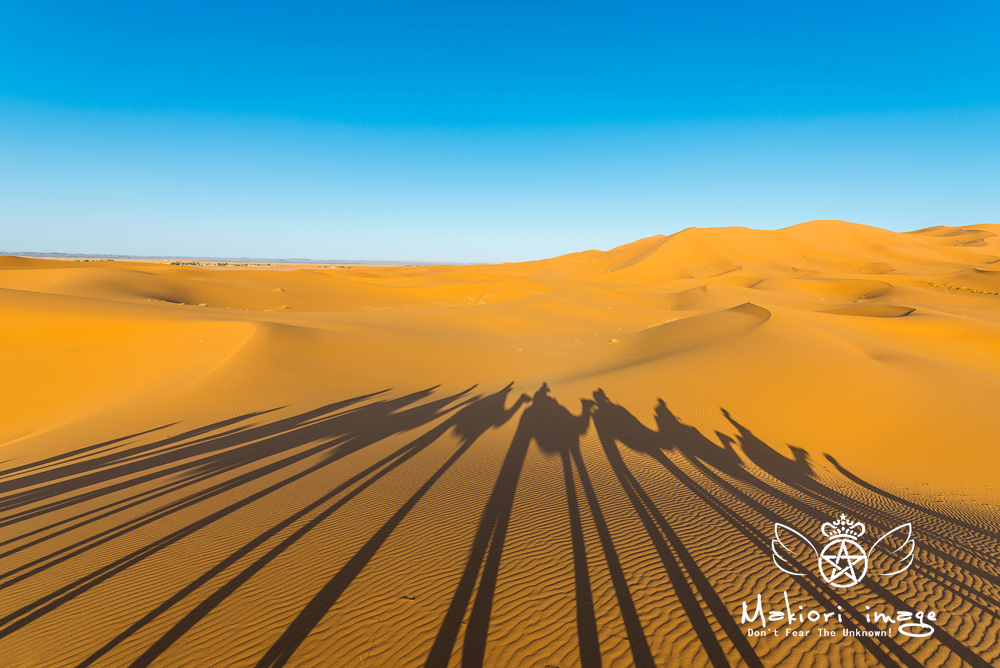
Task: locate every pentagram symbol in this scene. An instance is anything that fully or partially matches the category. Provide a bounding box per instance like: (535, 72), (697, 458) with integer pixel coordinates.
(819, 538), (869, 587)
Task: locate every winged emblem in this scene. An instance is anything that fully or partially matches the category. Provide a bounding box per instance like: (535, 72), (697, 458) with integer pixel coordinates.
(867, 522), (915, 576)
(770, 514), (915, 587)
(772, 523), (817, 576)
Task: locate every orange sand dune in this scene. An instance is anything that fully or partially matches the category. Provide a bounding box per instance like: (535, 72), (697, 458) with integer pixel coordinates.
(1, 220), (998, 667)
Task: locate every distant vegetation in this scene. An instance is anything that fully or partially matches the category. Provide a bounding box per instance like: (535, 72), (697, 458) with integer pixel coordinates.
(922, 280), (1000, 296)
(168, 261), (274, 267)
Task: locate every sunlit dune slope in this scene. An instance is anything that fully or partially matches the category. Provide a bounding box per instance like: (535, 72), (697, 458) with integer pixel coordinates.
(3, 220), (997, 487)
(1, 220), (998, 668)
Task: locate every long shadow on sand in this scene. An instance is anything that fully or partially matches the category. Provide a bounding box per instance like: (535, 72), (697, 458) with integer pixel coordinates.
(424, 383), (607, 668)
(596, 390), (998, 668)
(0, 385), (997, 668)
(0, 387), (470, 643)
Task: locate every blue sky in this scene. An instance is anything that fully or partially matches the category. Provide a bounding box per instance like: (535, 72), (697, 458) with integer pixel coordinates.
(1, 1), (998, 262)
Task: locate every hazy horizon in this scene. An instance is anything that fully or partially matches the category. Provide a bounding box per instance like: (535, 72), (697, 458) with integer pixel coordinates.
(3, 217), (991, 265)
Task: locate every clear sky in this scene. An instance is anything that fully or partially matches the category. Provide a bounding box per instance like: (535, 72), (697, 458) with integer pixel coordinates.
(2, 1), (998, 262)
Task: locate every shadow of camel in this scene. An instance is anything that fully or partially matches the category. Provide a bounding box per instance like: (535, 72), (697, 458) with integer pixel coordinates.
(0, 384), (996, 668)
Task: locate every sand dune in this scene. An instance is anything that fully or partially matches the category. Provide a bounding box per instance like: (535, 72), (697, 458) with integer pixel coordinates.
(1, 220), (998, 667)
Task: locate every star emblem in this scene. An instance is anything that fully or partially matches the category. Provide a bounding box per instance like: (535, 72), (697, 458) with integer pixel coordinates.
(823, 540), (865, 584)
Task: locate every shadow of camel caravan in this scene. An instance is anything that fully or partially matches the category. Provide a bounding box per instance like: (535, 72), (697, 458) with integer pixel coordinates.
(0, 385), (996, 667)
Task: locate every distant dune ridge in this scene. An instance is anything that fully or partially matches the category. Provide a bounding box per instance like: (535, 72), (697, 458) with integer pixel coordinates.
(0, 220), (998, 667)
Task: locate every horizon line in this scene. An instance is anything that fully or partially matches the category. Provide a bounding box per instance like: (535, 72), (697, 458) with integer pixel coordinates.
(4, 221), (993, 267)
(0, 251), (479, 267)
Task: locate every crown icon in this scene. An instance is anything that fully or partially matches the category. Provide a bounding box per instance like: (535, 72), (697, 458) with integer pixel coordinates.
(821, 514), (866, 540)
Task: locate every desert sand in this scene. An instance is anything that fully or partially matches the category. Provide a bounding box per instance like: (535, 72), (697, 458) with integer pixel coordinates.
(1, 220), (998, 667)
